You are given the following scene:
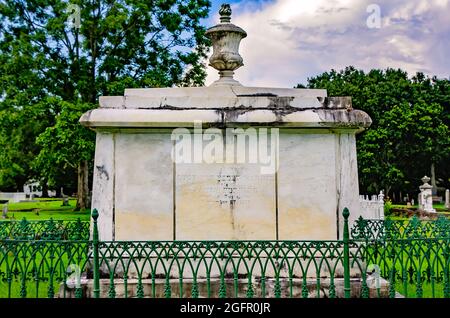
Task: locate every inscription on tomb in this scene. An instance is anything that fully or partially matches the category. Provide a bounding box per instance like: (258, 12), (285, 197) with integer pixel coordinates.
(176, 165), (274, 208)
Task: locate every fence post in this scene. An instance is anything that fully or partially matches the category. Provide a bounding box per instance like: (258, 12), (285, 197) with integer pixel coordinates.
(92, 209), (100, 298)
(343, 208), (351, 298)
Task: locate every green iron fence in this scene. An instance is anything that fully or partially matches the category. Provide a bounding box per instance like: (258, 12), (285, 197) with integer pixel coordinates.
(352, 238), (450, 298)
(0, 240), (91, 298)
(350, 215), (450, 298)
(0, 209), (448, 298)
(0, 218), (89, 240)
(351, 215), (450, 240)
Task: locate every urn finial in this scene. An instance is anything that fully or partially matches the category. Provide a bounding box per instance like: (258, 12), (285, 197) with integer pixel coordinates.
(219, 4), (232, 23)
(421, 175), (431, 185)
(205, 4), (247, 86)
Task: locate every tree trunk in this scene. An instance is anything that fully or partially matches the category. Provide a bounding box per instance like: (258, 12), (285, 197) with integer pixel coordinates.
(431, 163), (437, 195)
(55, 187), (61, 198)
(75, 160), (90, 211)
(84, 160), (91, 208)
(385, 185), (391, 199)
(41, 181), (49, 198)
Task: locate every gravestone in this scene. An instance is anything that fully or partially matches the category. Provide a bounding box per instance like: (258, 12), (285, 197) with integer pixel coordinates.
(0, 200), (8, 219)
(445, 189), (449, 209)
(419, 176), (436, 213)
(81, 6), (372, 241)
(62, 196), (70, 207)
(60, 187), (70, 206)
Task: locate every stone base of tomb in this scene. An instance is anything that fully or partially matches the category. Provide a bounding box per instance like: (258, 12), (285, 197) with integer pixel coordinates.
(58, 276), (390, 298)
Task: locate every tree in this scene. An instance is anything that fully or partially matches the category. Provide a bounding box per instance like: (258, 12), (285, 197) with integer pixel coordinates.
(34, 100), (95, 209)
(299, 67), (450, 200)
(0, 97), (60, 191)
(0, 0), (211, 208)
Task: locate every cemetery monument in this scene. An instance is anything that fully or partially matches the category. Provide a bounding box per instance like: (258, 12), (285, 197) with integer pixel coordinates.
(80, 4), (372, 242)
(418, 176), (437, 213)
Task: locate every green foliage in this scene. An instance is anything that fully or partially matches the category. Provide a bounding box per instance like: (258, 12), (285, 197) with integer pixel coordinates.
(0, 97), (61, 190)
(384, 199), (393, 217)
(34, 101), (95, 188)
(300, 67), (450, 197)
(0, 0), (211, 198)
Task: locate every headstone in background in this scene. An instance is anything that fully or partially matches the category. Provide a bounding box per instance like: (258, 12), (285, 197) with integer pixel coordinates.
(62, 196), (70, 207)
(419, 176), (436, 213)
(1, 200), (8, 219)
(60, 186), (70, 206)
(445, 189), (449, 209)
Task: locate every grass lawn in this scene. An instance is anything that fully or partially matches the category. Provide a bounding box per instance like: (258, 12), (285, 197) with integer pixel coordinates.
(391, 203), (449, 211)
(363, 242), (448, 298)
(0, 241), (90, 298)
(1, 199), (90, 221)
(0, 199), (90, 298)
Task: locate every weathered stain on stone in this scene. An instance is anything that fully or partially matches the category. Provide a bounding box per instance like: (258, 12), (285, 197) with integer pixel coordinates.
(215, 106), (254, 122)
(267, 96), (294, 108)
(115, 211), (173, 241)
(96, 165), (110, 180)
(314, 109), (372, 128)
(267, 96), (298, 122)
(156, 104), (182, 110)
(317, 97), (353, 110)
(236, 93), (278, 97)
(79, 109), (94, 126)
(215, 104), (299, 126)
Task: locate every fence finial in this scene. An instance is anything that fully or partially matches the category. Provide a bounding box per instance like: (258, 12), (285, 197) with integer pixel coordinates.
(343, 207), (350, 219)
(91, 208), (100, 298)
(91, 208), (99, 221)
(342, 207), (351, 298)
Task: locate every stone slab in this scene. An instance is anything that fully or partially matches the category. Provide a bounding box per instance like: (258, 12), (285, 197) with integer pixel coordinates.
(91, 132), (115, 241)
(336, 134), (362, 235)
(114, 133), (173, 241)
(80, 108), (371, 130)
(278, 133), (338, 240)
(176, 163), (276, 240)
(124, 86), (327, 98)
(59, 277), (390, 298)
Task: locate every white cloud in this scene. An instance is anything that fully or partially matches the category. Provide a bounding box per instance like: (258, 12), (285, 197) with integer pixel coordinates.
(205, 0), (450, 87)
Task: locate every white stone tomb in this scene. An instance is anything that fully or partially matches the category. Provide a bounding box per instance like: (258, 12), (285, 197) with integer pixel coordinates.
(80, 6), (372, 241)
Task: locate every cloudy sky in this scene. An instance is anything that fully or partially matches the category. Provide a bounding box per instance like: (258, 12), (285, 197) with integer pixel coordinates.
(204, 0), (450, 87)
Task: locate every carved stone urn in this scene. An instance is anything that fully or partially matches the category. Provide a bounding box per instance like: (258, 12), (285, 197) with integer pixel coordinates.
(205, 4), (247, 86)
